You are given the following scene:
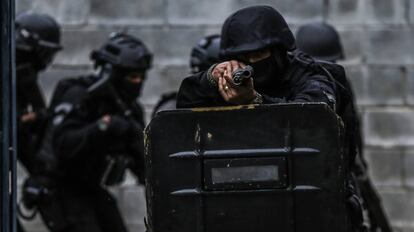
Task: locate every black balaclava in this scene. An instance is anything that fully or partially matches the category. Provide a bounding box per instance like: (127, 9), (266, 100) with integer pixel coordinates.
(244, 48), (288, 95)
(16, 62), (46, 112)
(16, 45), (48, 113)
(17, 63), (37, 90)
(16, 50), (39, 104)
(111, 68), (145, 103)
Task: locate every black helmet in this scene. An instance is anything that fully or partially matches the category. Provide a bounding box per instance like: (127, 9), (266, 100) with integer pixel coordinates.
(15, 12), (62, 70)
(91, 32), (152, 71)
(296, 22), (344, 62)
(220, 5), (295, 59)
(190, 34), (221, 73)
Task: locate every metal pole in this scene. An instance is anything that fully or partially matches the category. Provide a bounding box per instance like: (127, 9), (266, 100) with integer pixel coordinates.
(1, 0), (16, 231)
(10, 0), (17, 230)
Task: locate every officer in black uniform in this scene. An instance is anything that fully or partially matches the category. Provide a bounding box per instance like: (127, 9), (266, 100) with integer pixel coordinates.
(297, 22), (393, 232)
(296, 22), (345, 63)
(45, 32), (152, 232)
(152, 34), (221, 117)
(15, 12), (62, 232)
(177, 6), (336, 109)
(16, 12), (62, 175)
(177, 6), (367, 232)
(296, 23), (364, 168)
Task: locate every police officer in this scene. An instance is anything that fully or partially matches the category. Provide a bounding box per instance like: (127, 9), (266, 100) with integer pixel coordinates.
(44, 32), (152, 232)
(297, 22), (392, 232)
(151, 34), (221, 117)
(177, 6), (336, 109)
(15, 12), (62, 231)
(296, 22), (361, 170)
(16, 12), (62, 174)
(296, 22), (344, 63)
(177, 5), (367, 231)
(296, 23), (363, 164)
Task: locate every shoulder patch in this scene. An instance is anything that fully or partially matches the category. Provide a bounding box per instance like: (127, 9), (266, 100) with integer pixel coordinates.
(53, 102), (73, 126)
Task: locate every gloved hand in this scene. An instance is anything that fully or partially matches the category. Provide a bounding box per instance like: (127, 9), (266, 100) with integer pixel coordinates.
(98, 115), (132, 137)
(22, 176), (50, 209)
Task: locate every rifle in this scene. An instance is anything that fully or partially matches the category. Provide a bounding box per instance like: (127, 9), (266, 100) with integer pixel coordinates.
(354, 156), (392, 232)
(357, 175), (393, 232)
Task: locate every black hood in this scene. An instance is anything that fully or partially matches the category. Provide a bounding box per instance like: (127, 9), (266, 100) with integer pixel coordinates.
(220, 5), (296, 59)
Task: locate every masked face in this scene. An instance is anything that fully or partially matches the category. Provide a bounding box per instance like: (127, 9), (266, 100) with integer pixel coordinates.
(17, 46), (57, 72)
(249, 56), (279, 89)
(16, 63), (38, 90)
(239, 48), (287, 93)
(112, 68), (145, 103)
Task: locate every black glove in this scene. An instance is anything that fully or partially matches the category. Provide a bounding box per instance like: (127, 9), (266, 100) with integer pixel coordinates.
(22, 176), (51, 209)
(106, 115), (132, 137)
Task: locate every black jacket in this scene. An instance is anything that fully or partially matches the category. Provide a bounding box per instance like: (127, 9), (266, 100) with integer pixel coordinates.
(52, 75), (145, 186)
(177, 53), (338, 109)
(17, 66), (48, 173)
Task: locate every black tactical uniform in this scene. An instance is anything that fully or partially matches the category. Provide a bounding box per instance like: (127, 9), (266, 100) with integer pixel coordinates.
(297, 22), (392, 232)
(53, 75), (146, 185)
(152, 34), (221, 117)
(177, 6), (336, 109)
(16, 12), (62, 174)
(177, 5), (366, 232)
(43, 33), (151, 232)
(15, 13), (62, 232)
(296, 22), (360, 157)
(151, 92), (177, 118)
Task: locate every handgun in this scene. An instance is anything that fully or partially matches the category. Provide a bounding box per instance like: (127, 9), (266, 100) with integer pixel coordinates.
(232, 65), (254, 86)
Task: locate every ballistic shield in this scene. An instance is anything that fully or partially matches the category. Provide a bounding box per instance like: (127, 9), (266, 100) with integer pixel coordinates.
(145, 103), (348, 232)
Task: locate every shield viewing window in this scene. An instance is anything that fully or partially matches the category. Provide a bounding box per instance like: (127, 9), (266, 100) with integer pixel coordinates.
(145, 104), (347, 232)
(204, 157), (288, 191)
(211, 165), (279, 183)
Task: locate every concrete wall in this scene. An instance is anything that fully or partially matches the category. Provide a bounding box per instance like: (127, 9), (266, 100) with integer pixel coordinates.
(16, 0), (414, 231)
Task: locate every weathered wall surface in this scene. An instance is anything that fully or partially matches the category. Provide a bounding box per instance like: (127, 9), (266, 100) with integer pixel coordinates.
(16, 0), (414, 231)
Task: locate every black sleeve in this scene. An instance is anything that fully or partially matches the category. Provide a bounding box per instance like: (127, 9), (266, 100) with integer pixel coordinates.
(261, 95), (287, 104)
(177, 67), (337, 109)
(176, 71), (227, 108)
(259, 73), (336, 108)
(53, 116), (110, 160)
(52, 86), (113, 161)
(290, 73), (337, 108)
